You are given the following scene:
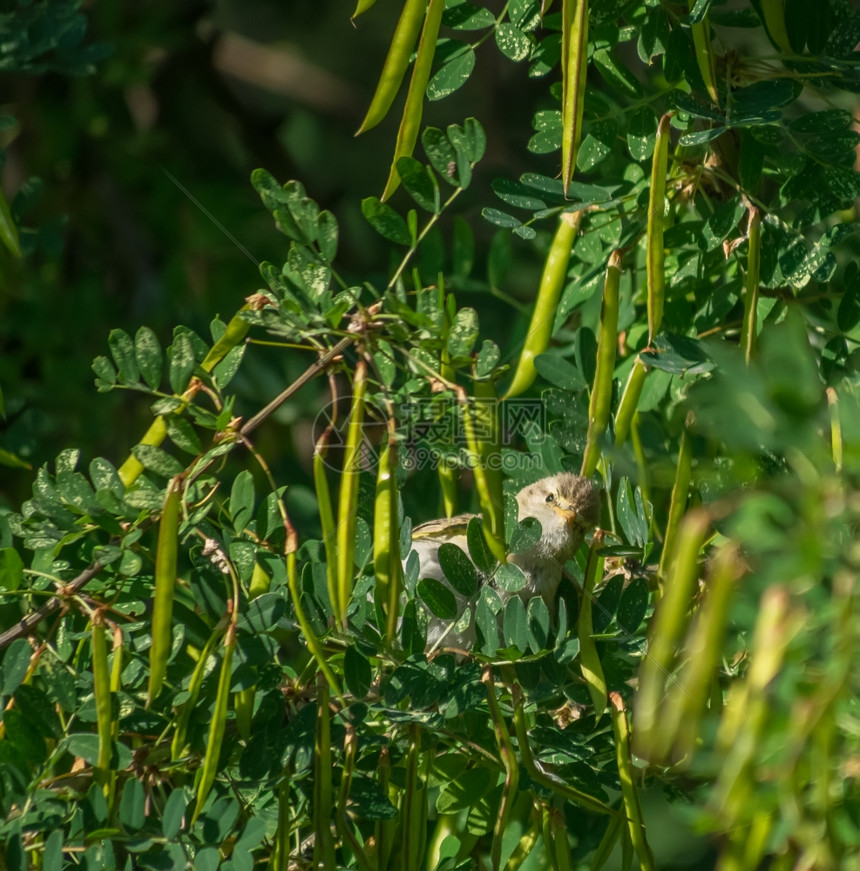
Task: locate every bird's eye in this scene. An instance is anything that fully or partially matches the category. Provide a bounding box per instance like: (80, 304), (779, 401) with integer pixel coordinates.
(545, 493), (555, 503)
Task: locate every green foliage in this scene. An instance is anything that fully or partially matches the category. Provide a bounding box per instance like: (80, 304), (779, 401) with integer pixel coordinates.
(1, 0), (860, 869)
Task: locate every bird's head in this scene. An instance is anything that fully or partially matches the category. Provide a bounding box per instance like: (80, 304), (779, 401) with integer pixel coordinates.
(514, 473), (601, 563)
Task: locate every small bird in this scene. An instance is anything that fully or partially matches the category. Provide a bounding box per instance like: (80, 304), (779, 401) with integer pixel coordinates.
(407, 473), (601, 652)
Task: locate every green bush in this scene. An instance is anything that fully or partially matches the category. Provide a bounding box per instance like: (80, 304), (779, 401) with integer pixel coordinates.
(1, 1), (860, 869)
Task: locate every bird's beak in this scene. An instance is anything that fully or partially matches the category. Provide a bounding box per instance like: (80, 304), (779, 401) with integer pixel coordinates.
(551, 503), (578, 525)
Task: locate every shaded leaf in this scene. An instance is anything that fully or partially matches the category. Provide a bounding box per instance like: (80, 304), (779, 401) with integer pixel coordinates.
(418, 577), (459, 619)
(361, 197), (411, 245)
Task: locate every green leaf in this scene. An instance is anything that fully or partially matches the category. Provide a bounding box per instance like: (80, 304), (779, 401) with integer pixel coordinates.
(436, 767), (495, 813)
(838, 264), (860, 332)
(317, 209), (338, 261)
(729, 79), (801, 126)
(674, 91), (724, 122)
(494, 561), (526, 592)
(533, 354), (586, 391)
(1, 638), (32, 696)
(119, 778), (146, 831)
(825, 8), (860, 57)
(491, 177), (547, 210)
(0, 446), (31, 470)
(452, 117), (487, 163)
(616, 478), (649, 548)
(475, 339), (500, 377)
(528, 109), (562, 154)
(508, 516), (541, 553)
(42, 657), (77, 712)
(56, 447), (81, 474)
(638, 5), (670, 61)
(165, 416), (202, 455)
(134, 326), (162, 390)
(447, 307), (479, 358)
(438, 542), (479, 596)
(482, 208), (523, 230)
(0, 547), (23, 591)
(688, 0), (713, 24)
(344, 646), (372, 698)
(466, 516), (496, 575)
(130, 445), (185, 478)
(347, 777), (400, 820)
(640, 333), (715, 375)
(56, 470), (98, 513)
(444, 1), (496, 29)
(108, 329), (140, 384)
(244, 592), (287, 634)
(503, 596), (528, 650)
(627, 107), (657, 161)
(361, 197), (411, 245)
(230, 470), (255, 533)
(42, 832), (63, 871)
(495, 23), (532, 62)
(0, 185), (21, 258)
(427, 46), (476, 100)
(789, 109), (852, 135)
(65, 734), (102, 766)
(592, 574), (624, 633)
(593, 48), (642, 97)
(526, 596), (550, 652)
(418, 577), (459, 619)
(703, 195), (744, 250)
(89, 457), (124, 497)
(169, 332), (196, 395)
(397, 157), (439, 213)
(194, 848), (220, 871)
(616, 577), (649, 635)
(422, 127), (460, 186)
(738, 130), (765, 191)
(162, 789), (187, 840)
(475, 588), (501, 654)
(577, 120), (618, 171)
(678, 126), (726, 146)
(401, 600), (427, 655)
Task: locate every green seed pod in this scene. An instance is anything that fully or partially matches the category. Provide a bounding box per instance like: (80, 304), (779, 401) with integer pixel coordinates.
(191, 623), (236, 823)
(610, 692), (656, 871)
(373, 429), (402, 645)
(381, 0), (445, 200)
(461, 386), (506, 564)
(741, 207), (762, 364)
(579, 530), (607, 715)
(171, 622), (225, 762)
(314, 431), (338, 625)
(357, 0), (427, 134)
(336, 360), (369, 629)
(147, 479), (181, 706)
(614, 357), (648, 448)
(92, 615), (113, 796)
(504, 210), (583, 400)
(561, 0), (589, 193)
(351, 0), (379, 20)
(657, 423), (693, 585)
(635, 508), (709, 761)
(582, 250), (622, 478)
(647, 115), (671, 345)
(690, 16), (719, 105)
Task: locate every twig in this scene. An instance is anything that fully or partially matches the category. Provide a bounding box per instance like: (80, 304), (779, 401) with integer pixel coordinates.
(240, 334), (355, 436)
(0, 562), (105, 649)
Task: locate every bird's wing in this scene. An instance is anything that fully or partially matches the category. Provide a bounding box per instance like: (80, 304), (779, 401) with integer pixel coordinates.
(410, 513), (478, 540)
